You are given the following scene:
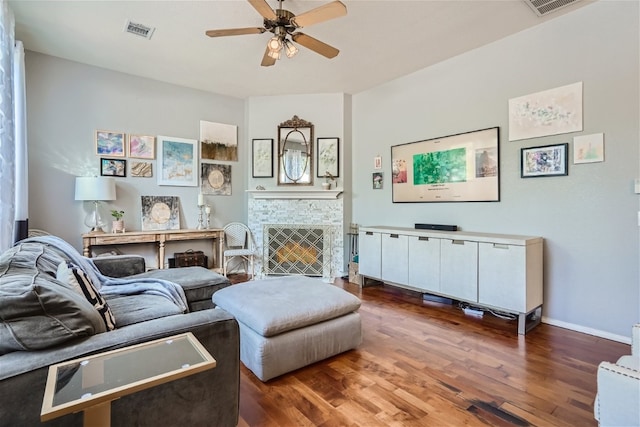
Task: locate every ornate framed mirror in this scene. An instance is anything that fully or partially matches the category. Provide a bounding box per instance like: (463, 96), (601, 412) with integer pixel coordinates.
(278, 115), (314, 185)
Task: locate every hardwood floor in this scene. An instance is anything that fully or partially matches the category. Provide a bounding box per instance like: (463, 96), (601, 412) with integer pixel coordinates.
(227, 276), (629, 426)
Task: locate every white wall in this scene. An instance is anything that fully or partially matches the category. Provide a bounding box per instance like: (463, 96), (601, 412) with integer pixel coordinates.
(352, 1), (639, 339)
(25, 52), (246, 262)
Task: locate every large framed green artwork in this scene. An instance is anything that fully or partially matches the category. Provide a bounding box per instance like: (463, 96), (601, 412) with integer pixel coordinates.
(391, 127), (499, 203)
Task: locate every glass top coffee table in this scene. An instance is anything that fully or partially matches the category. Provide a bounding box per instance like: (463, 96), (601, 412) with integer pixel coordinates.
(41, 332), (216, 427)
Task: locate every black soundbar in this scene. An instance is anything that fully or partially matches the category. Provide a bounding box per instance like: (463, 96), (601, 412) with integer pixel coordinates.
(415, 223), (458, 231)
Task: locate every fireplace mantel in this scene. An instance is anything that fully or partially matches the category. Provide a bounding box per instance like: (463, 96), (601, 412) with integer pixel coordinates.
(246, 189), (343, 200)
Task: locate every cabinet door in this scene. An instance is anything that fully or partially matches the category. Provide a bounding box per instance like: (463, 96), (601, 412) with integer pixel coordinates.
(408, 236), (440, 292)
(478, 242), (529, 312)
(381, 233), (408, 285)
(440, 239), (478, 302)
(358, 231), (381, 279)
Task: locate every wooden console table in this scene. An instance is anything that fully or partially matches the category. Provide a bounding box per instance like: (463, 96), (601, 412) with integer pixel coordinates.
(82, 229), (224, 271)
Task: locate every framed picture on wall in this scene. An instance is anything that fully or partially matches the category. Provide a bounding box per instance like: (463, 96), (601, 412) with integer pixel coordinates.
(157, 135), (198, 187)
(128, 134), (155, 159)
(100, 158), (126, 177)
(141, 195), (180, 231)
(316, 137), (339, 178)
(521, 143), (568, 178)
(95, 130), (125, 157)
(252, 138), (273, 178)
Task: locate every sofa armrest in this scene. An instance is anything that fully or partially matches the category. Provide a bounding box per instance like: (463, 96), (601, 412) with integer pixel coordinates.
(92, 255), (146, 277)
(595, 361), (640, 426)
(0, 308), (240, 426)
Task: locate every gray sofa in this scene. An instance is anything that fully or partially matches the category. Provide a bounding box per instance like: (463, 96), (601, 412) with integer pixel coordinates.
(0, 238), (239, 427)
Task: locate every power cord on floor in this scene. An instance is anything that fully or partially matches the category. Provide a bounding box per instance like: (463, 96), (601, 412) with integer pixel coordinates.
(457, 302), (517, 320)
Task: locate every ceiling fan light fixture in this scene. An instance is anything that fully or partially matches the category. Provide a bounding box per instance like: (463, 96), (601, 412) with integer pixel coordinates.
(284, 39), (298, 58)
(267, 48), (281, 60)
(267, 36), (283, 51)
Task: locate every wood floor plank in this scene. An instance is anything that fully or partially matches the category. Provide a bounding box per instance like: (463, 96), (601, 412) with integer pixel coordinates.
(226, 276), (631, 427)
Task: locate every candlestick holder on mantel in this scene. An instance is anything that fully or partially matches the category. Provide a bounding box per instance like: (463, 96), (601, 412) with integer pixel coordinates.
(196, 205), (205, 230)
(196, 193), (205, 230)
(205, 205), (211, 229)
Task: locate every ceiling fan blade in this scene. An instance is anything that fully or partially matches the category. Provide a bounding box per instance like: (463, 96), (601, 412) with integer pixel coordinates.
(206, 27), (266, 37)
(248, 0), (277, 21)
(292, 33), (339, 59)
(261, 46), (276, 67)
(291, 1), (347, 28)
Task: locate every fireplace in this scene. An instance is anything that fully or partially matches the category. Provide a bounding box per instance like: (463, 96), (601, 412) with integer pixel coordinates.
(248, 196), (344, 279)
(263, 224), (331, 277)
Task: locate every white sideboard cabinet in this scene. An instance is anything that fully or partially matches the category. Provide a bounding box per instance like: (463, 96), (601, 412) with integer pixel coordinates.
(358, 226), (543, 334)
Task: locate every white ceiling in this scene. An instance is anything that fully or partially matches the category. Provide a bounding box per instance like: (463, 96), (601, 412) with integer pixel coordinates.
(10, 0), (592, 99)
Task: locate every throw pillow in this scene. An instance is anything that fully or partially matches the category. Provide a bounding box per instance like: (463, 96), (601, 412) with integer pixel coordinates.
(57, 261), (116, 331)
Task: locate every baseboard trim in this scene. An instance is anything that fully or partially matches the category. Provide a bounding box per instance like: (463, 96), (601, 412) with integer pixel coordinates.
(542, 316), (631, 344)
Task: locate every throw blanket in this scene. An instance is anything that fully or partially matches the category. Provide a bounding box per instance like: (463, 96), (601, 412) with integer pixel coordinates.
(20, 236), (188, 313)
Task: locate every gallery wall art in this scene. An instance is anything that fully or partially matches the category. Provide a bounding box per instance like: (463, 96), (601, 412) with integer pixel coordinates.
(141, 196), (180, 230)
(573, 133), (604, 164)
(509, 82), (583, 141)
(128, 135), (155, 159)
(521, 143), (568, 178)
(201, 163), (232, 196)
(200, 120), (238, 161)
(95, 130), (125, 157)
(157, 135), (198, 187)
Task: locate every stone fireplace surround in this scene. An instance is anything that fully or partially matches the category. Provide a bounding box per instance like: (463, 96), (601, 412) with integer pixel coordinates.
(248, 195), (344, 280)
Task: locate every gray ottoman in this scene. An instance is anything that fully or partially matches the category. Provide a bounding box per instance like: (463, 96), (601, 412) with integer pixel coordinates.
(213, 275), (362, 381)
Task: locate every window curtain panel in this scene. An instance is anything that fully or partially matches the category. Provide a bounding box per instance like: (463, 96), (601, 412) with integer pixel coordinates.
(0, 0), (27, 252)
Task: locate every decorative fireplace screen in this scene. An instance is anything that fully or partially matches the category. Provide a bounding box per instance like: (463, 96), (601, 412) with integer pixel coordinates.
(263, 224), (331, 277)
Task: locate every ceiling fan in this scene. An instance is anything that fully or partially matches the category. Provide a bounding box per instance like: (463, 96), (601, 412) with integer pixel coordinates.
(205, 0), (347, 67)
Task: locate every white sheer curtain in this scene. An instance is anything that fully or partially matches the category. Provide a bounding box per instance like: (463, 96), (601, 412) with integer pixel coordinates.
(0, 0), (27, 251)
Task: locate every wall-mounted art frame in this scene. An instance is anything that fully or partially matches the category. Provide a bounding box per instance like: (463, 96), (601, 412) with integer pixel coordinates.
(316, 137), (339, 178)
(391, 127), (499, 203)
(201, 163), (232, 195)
(128, 134), (155, 159)
(141, 195), (180, 231)
(95, 130), (125, 157)
(521, 143), (568, 178)
(252, 138), (273, 178)
(573, 133), (604, 164)
(157, 135), (198, 187)
(373, 172), (383, 189)
(200, 120), (238, 162)
(100, 158), (126, 177)
(509, 82), (583, 141)
(130, 161), (152, 177)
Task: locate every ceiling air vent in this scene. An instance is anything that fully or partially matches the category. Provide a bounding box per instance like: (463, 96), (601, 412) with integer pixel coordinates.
(124, 20), (155, 40)
(523, 0), (581, 16)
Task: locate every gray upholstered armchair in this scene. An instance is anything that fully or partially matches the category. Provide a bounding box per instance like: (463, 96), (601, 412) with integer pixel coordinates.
(594, 324), (640, 427)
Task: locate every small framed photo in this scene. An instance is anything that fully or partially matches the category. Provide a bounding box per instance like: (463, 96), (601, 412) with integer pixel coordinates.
(316, 137), (339, 178)
(130, 161), (153, 177)
(100, 158), (126, 177)
(95, 130), (125, 157)
(128, 134), (156, 159)
(252, 138), (274, 178)
(373, 172), (383, 189)
(521, 143), (568, 178)
(374, 155), (382, 170)
(573, 133), (604, 164)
